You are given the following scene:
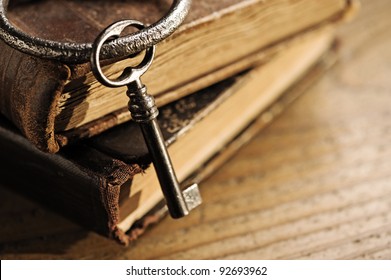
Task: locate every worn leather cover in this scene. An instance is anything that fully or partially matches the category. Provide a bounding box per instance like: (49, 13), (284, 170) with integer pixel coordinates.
(0, 75), (243, 245)
(0, 0), (354, 153)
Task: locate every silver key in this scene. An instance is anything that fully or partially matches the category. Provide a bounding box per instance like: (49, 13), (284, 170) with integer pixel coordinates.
(90, 20), (202, 218)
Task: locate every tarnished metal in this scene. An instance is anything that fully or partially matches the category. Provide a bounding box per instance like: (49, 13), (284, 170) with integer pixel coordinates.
(91, 20), (202, 219)
(0, 0), (192, 63)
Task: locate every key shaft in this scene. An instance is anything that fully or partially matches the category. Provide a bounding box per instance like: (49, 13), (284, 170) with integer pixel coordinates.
(141, 119), (190, 218)
(127, 82), (189, 218)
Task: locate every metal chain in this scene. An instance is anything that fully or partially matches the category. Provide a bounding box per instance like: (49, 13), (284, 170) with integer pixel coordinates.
(0, 0), (191, 63)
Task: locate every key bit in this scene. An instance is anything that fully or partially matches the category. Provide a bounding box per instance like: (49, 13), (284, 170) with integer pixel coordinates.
(90, 19), (202, 218)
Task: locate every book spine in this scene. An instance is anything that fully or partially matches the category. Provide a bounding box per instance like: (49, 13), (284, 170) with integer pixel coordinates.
(0, 118), (140, 244)
(0, 41), (70, 153)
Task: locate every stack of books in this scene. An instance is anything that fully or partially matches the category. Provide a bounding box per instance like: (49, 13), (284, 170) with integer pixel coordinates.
(0, 0), (357, 245)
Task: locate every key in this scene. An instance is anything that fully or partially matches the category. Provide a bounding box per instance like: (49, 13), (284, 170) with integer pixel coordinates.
(90, 20), (202, 219)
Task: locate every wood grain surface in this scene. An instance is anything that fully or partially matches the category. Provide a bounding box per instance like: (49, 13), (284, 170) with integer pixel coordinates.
(1, 0), (391, 259)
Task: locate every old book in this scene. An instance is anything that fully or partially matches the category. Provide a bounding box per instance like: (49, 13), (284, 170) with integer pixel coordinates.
(0, 0), (355, 152)
(0, 28), (335, 244)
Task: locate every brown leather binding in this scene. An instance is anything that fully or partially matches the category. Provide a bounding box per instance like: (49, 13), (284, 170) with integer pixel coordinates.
(0, 74), (242, 244)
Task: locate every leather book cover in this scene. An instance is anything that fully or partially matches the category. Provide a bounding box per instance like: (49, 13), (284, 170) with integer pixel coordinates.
(0, 74), (249, 245)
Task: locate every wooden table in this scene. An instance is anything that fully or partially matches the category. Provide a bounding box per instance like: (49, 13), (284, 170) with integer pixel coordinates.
(1, 0), (391, 259)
